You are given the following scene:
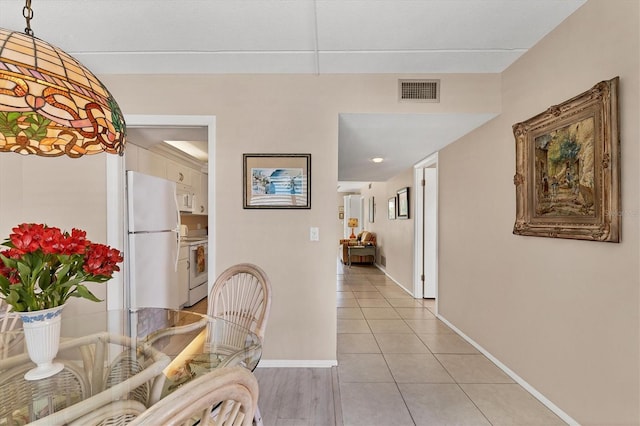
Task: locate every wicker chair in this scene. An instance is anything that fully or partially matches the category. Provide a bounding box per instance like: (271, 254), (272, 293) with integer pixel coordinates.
(0, 361), (89, 424)
(207, 263), (271, 426)
(0, 332), (170, 425)
(129, 366), (259, 426)
(207, 263), (272, 343)
(0, 298), (22, 359)
(67, 400), (148, 426)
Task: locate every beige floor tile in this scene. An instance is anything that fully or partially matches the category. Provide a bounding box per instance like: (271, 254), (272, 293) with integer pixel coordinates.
(342, 283), (377, 291)
(338, 333), (381, 354)
(374, 333), (430, 354)
(335, 262), (562, 426)
(367, 275), (398, 287)
(366, 319), (414, 333)
(422, 298), (436, 309)
(461, 384), (567, 425)
(340, 382), (414, 426)
(337, 353), (394, 382)
(361, 307), (401, 320)
(337, 307), (365, 320)
(367, 276), (396, 284)
(337, 298), (360, 308)
(405, 319), (454, 334)
(356, 298), (391, 308)
(384, 353), (455, 383)
(342, 279), (377, 290)
(337, 319), (371, 334)
(386, 298), (425, 308)
(395, 307), (437, 320)
(344, 266), (378, 275)
(436, 354), (515, 384)
(377, 289), (412, 298)
(352, 291), (384, 299)
(418, 333), (479, 354)
(337, 291), (355, 300)
(399, 383), (492, 426)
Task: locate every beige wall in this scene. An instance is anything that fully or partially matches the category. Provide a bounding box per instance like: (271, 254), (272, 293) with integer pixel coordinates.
(0, 155), (109, 315)
(438, 1), (639, 424)
(360, 168), (414, 293)
(96, 73), (500, 361)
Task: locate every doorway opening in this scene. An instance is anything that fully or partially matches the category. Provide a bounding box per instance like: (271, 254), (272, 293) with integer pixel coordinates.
(105, 114), (216, 310)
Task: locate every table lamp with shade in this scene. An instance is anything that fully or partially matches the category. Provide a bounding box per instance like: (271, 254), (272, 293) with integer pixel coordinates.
(347, 218), (359, 239)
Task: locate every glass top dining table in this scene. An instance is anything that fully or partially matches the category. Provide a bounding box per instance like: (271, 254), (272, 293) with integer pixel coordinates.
(0, 308), (262, 425)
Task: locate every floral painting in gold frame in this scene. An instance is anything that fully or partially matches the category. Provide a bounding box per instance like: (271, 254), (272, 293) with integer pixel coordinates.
(513, 77), (620, 242)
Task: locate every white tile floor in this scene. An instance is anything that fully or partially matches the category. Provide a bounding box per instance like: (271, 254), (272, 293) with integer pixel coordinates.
(337, 262), (567, 426)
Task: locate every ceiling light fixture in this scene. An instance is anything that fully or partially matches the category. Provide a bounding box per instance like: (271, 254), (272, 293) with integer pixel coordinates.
(164, 140), (208, 162)
(371, 157), (384, 163)
(0, 1), (126, 158)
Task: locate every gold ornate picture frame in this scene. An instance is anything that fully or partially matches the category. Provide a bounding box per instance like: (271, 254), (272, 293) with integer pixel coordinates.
(513, 77), (620, 242)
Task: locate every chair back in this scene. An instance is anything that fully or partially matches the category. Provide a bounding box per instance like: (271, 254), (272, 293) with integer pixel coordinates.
(0, 298), (22, 358)
(68, 400), (147, 426)
(207, 263), (272, 343)
(129, 366), (258, 426)
(0, 361), (89, 424)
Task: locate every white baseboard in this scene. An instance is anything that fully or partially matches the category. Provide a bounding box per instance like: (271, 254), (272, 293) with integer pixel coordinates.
(373, 264), (413, 296)
(437, 315), (579, 426)
(257, 359), (337, 368)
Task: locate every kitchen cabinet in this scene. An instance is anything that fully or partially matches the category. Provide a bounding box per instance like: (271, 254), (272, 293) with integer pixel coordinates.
(166, 160), (193, 187)
(178, 245), (189, 307)
(191, 170), (208, 215)
(138, 148), (167, 179)
(199, 172), (208, 215)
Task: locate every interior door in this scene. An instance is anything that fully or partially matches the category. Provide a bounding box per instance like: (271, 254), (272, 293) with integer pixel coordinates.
(423, 167), (437, 298)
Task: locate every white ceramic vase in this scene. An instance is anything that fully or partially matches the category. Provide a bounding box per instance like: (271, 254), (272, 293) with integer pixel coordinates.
(18, 304), (65, 380)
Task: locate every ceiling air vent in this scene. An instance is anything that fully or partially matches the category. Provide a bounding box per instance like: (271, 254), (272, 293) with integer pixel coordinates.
(399, 79), (440, 103)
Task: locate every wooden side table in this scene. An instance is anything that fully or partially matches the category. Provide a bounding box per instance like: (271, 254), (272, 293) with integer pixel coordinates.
(347, 245), (376, 268)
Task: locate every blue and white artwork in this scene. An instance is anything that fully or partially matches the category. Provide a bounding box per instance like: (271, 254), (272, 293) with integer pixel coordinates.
(251, 168), (304, 195)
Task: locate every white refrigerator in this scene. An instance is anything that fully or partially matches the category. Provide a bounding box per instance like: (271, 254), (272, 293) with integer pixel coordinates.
(127, 171), (180, 309)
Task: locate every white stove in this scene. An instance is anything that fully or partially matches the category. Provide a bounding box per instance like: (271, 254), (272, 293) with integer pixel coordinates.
(180, 236), (208, 307)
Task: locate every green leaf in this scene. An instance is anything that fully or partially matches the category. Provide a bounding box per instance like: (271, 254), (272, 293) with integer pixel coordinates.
(6, 290), (19, 305)
(56, 263), (72, 281)
(0, 253), (17, 268)
(16, 262), (32, 281)
(75, 285), (102, 302)
(0, 274), (10, 291)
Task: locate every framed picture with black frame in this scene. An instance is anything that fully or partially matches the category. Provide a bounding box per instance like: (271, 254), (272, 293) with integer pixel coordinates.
(397, 187), (409, 219)
(369, 197), (375, 223)
(243, 153), (311, 209)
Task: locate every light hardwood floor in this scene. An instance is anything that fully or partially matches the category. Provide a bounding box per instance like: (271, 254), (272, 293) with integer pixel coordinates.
(184, 296), (342, 426)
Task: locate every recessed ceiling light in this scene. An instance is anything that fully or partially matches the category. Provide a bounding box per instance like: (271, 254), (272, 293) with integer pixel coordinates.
(371, 157), (384, 163)
(164, 140), (208, 161)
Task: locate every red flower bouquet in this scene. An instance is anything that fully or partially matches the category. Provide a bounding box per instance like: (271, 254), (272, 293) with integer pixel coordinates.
(0, 223), (124, 312)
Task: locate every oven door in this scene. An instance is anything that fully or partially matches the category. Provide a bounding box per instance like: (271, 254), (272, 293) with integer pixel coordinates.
(189, 243), (208, 289)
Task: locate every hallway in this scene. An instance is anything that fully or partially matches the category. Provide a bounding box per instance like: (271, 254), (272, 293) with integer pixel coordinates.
(336, 262), (566, 425)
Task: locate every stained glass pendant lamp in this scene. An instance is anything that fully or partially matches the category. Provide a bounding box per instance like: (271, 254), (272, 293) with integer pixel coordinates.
(0, 1), (126, 158)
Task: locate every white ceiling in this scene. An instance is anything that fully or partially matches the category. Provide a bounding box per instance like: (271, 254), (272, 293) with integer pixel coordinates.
(0, 0), (587, 190)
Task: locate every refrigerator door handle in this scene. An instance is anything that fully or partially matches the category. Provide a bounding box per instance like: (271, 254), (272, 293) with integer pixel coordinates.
(174, 190), (181, 273)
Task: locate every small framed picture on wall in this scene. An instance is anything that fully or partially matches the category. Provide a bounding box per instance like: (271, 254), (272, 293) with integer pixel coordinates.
(388, 197), (396, 220)
(369, 197), (375, 223)
(397, 187), (409, 219)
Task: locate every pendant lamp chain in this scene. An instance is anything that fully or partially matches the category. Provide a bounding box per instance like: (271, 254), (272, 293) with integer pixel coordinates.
(23, 0), (34, 36)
